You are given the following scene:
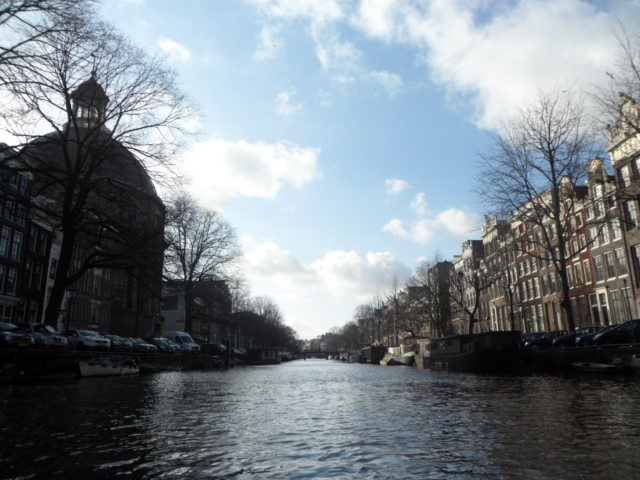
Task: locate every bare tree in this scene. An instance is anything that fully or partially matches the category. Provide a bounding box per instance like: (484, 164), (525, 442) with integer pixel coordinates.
(477, 89), (601, 332)
(449, 264), (493, 334)
(0, 12), (196, 326)
(164, 193), (240, 334)
(407, 255), (453, 338)
(0, 0), (89, 72)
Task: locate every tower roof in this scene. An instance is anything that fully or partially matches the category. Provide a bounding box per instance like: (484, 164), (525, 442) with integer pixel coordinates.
(70, 73), (109, 106)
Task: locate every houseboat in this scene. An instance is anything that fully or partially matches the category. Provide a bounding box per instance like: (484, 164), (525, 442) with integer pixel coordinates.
(241, 348), (280, 365)
(361, 346), (387, 364)
(415, 331), (521, 372)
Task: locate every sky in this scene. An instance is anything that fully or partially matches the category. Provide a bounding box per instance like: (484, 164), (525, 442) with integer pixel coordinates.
(100, 0), (640, 339)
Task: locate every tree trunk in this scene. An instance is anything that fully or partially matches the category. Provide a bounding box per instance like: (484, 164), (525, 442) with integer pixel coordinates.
(44, 225), (76, 327)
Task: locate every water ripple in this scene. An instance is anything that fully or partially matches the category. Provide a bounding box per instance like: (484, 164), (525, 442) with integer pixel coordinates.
(1, 361), (640, 479)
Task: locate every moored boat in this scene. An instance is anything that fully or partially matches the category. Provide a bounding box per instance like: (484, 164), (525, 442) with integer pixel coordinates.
(415, 331), (521, 372)
(79, 356), (139, 377)
(572, 360), (635, 374)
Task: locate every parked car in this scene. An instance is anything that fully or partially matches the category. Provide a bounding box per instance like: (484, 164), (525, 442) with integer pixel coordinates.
(148, 337), (178, 353)
(163, 331), (200, 353)
(0, 322), (35, 348)
(552, 325), (604, 348)
(520, 332), (545, 348)
(593, 320), (640, 346)
(63, 329), (111, 351)
(201, 343), (227, 355)
(17, 323), (69, 349)
(524, 331), (567, 350)
(130, 338), (157, 353)
(105, 335), (133, 352)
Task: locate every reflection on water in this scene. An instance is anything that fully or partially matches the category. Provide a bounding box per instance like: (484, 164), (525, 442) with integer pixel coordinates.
(1, 360), (640, 479)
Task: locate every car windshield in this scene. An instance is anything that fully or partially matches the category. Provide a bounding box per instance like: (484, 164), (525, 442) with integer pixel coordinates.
(178, 334), (194, 344)
(79, 330), (99, 337)
(0, 322), (18, 332)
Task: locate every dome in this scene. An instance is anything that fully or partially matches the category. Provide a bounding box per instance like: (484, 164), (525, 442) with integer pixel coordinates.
(22, 130), (163, 207)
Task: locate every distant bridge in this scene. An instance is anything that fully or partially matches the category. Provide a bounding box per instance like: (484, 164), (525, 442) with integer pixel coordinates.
(300, 351), (339, 360)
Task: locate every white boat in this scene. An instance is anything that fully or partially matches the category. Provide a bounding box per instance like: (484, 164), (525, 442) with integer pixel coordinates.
(380, 352), (415, 366)
(79, 357), (140, 377)
(571, 360), (633, 374)
(396, 351), (415, 366)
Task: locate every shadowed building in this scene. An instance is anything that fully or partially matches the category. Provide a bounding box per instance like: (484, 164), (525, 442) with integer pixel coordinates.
(21, 75), (165, 336)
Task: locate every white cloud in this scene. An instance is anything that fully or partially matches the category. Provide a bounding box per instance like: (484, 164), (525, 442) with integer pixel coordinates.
(369, 70), (403, 96)
(241, 238), (411, 337)
(351, 0), (639, 129)
(181, 138), (320, 207)
(158, 38), (192, 63)
(252, 0), (640, 129)
(384, 177), (410, 195)
(255, 24), (283, 60)
(275, 89), (303, 118)
(383, 194), (481, 243)
(382, 218), (434, 244)
(409, 192), (428, 216)
(434, 208), (481, 236)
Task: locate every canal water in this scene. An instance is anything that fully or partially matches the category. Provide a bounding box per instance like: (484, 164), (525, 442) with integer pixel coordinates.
(1, 360), (640, 479)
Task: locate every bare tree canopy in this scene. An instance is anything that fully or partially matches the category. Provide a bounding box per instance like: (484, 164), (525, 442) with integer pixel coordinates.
(0, 0), (90, 70)
(164, 193), (240, 332)
(476, 89), (601, 331)
(0, 11), (196, 326)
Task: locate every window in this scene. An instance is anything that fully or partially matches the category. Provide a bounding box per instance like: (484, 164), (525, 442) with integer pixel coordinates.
(621, 165), (631, 188)
(596, 200), (605, 218)
(27, 225), (36, 251)
(4, 197), (14, 221)
(583, 260), (592, 284)
(10, 231), (22, 261)
(37, 230), (48, 255)
(594, 183), (603, 199)
(611, 219), (622, 240)
(616, 248), (628, 276)
(624, 201), (638, 230)
(15, 203), (26, 226)
(579, 234), (586, 250)
(550, 223), (557, 239)
(33, 263), (43, 290)
(586, 204), (595, 220)
(0, 227), (10, 257)
(576, 214), (584, 228)
(568, 267), (575, 288)
(632, 245), (640, 288)
(23, 259), (32, 288)
(605, 251), (617, 279)
(6, 269), (17, 294)
(589, 227), (599, 248)
(594, 255), (605, 282)
(8, 173), (17, 190)
(590, 293), (600, 324)
(541, 275), (548, 296)
(573, 239), (579, 257)
(601, 224), (611, 244)
(18, 176), (29, 195)
(0, 265), (5, 293)
(575, 264), (583, 285)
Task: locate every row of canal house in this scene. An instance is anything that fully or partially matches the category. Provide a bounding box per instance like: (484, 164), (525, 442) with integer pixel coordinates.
(452, 99), (640, 334)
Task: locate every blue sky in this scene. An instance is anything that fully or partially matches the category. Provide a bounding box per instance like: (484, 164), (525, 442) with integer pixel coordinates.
(102, 0), (640, 338)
